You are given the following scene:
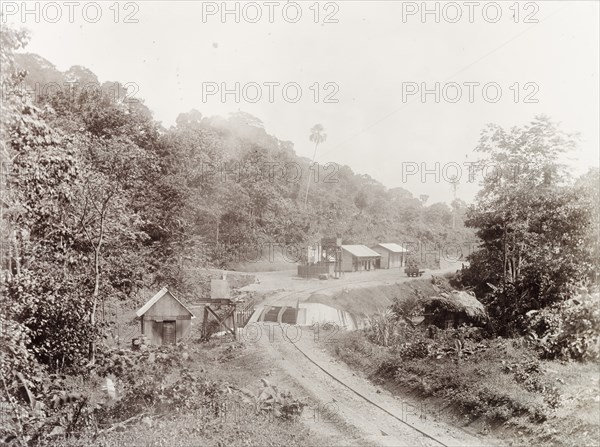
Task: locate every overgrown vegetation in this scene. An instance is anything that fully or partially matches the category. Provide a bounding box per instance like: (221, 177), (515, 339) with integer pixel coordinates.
(324, 271), (599, 446)
(526, 294), (600, 362)
(328, 314), (599, 446)
(1, 20), (599, 446)
(0, 24), (483, 445)
(454, 117), (598, 335)
(0, 24), (477, 444)
(0, 340), (310, 446)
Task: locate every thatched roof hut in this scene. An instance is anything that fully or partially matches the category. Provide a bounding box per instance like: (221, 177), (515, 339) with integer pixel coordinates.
(423, 290), (488, 329)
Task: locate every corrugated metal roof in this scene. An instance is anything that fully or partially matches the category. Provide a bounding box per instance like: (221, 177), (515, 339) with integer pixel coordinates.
(341, 245), (382, 258)
(136, 287), (196, 318)
(374, 243), (409, 253)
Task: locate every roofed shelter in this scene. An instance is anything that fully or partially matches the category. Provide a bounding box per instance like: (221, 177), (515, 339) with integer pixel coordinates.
(340, 245), (381, 272)
(422, 291), (487, 329)
(371, 243), (409, 269)
(136, 287), (195, 345)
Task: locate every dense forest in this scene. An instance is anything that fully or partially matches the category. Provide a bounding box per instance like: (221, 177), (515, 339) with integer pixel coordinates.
(1, 24), (598, 447)
(2, 29), (473, 301)
(0, 25), (474, 370)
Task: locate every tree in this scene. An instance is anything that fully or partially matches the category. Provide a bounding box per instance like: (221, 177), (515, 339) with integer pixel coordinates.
(463, 116), (593, 334)
(73, 134), (151, 360)
(304, 124), (327, 208)
(575, 167), (600, 284)
(354, 190), (369, 212)
(424, 203), (452, 228)
(1, 25), (102, 372)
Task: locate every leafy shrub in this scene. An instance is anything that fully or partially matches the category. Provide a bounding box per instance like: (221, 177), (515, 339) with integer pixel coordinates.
(454, 324), (485, 342)
(527, 296), (600, 361)
(366, 309), (397, 347)
(543, 387), (561, 410)
(333, 325), (564, 429)
(393, 339), (431, 360)
(390, 293), (423, 320)
(4, 271), (105, 372)
(0, 342), (236, 446)
(0, 312), (39, 382)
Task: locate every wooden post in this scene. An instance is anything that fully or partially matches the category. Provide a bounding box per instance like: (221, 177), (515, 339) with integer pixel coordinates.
(232, 305), (238, 340)
(203, 306), (209, 339)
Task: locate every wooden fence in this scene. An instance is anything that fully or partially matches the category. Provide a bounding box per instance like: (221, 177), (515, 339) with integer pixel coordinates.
(235, 298), (256, 328)
(297, 263), (335, 278)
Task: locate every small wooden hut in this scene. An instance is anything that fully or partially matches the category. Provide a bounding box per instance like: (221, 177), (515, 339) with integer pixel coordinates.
(136, 287), (195, 345)
(423, 291), (487, 329)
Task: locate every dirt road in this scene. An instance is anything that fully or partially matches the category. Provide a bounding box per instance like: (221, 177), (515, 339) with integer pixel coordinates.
(243, 264), (461, 308)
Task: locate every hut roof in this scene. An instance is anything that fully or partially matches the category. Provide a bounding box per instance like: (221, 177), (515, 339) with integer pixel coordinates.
(423, 291), (487, 320)
(136, 287), (196, 318)
(341, 245), (381, 258)
(373, 243), (409, 253)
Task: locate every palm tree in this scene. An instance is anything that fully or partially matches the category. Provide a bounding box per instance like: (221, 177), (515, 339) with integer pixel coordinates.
(304, 124), (327, 208)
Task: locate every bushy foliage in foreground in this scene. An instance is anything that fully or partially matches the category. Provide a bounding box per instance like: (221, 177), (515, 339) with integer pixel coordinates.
(0, 342), (306, 446)
(335, 325), (562, 426)
(526, 295), (600, 362)
(4, 272), (105, 371)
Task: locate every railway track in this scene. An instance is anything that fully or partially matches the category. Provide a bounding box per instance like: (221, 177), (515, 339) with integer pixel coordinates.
(250, 276), (482, 447)
(285, 323), (450, 447)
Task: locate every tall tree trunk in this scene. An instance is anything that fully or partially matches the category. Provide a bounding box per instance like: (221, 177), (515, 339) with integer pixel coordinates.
(89, 247), (100, 363)
(88, 204), (106, 363)
(502, 223), (508, 285)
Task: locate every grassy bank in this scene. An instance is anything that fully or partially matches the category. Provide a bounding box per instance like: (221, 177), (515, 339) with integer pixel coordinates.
(324, 328), (600, 446)
(306, 276), (443, 317)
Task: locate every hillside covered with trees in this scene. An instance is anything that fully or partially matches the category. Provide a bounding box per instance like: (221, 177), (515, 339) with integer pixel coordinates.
(0, 24), (473, 377)
(3, 34), (474, 299)
(1, 24), (598, 447)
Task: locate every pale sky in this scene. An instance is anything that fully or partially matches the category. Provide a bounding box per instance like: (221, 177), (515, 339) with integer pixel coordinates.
(4, 1), (599, 203)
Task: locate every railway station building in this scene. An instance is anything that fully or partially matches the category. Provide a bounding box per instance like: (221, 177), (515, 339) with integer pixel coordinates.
(371, 243), (409, 269)
(340, 245), (381, 272)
